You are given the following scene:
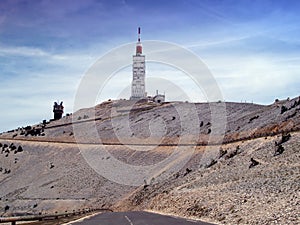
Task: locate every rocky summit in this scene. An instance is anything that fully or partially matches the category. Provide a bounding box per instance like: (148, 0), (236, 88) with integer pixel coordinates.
(0, 96), (299, 225)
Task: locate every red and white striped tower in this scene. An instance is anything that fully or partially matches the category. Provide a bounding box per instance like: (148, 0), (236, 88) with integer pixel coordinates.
(130, 27), (146, 100)
(136, 27), (142, 55)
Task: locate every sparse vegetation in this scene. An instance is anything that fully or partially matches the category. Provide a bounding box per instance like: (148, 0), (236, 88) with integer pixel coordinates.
(4, 205), (9, 212)
(183, 168), (192, 177)
(286, 111), (297, 119)
(281, 98), (300, 114)
(218, 148), (227, 158)
(281, 105), (288, 114)
(249, 115), (259, 123)
(206, 159), (217, 168)
(275, 133), (291, 146)
(0, 97), (299, 224)
(49, 163), (55, 169)
(274, 144), (285, 156)
(249, 158), (259, 168)
(225, 146), (240, 159)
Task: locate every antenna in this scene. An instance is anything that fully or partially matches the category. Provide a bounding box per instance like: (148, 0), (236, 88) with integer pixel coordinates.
(136, 27), (143, 55)
(138, 27), (141, 42)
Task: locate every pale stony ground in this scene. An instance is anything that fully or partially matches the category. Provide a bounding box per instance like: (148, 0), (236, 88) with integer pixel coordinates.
(0, 97), (299, 224)
(115, 133), (300, 225)
(3, 97), (299, 145)
(0, 140), (136, 216)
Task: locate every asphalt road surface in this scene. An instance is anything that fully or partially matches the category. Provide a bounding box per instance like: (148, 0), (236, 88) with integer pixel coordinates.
(68, 211), (215, 225)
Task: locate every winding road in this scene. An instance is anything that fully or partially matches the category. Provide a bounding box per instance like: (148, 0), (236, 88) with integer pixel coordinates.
(67, 211), (215, 225)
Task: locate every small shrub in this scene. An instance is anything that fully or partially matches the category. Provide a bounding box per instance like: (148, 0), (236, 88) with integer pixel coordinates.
(219, 148), (227, 158)
(225, 148), (238, 159)
(183, 168), (192, 176)
(206, 159), (217, 168)
(281, 133), (291, 143)
(249, 115), (259, 123)
(274, 145), (285, 156)
(249, 158), (259, 168)
(25, 126), (32, 131)
(286, 111), (297, 120)
(10, 144), (16, 151)
(4, 205), (9, 211)
(281, 106), (288, 114)
(275, 133), (291, 146)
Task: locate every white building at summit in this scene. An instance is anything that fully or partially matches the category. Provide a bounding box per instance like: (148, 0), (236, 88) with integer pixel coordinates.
(130, 27), (146, 100)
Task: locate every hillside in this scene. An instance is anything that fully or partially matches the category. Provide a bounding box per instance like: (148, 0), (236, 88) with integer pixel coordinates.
(0, 96), (299, 224)
(1, 97), (300, 144)
(114, 133), (299, 225)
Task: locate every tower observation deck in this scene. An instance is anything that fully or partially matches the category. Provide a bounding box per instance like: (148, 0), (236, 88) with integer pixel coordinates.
(130, 27), (146, 100)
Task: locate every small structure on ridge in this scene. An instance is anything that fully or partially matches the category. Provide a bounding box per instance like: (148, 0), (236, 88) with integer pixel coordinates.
(53, 101), (64, 120)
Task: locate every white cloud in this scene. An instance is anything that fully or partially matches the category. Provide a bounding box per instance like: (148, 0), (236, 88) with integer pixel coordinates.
(202, 54), (300, 103)
(0, 45), (49, 57)
(0, 44), (99, 132)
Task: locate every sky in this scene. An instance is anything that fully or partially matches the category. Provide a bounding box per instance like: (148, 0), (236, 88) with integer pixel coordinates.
(0, 0), (300, 132)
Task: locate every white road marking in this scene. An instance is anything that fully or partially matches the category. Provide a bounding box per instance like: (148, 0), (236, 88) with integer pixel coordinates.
(125, 215), (134, 225)
(62, 212), (101, 224)
(186, 219), (199, 223)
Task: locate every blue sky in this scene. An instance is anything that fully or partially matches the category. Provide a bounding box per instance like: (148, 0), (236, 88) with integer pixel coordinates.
(0, 0), (300, 131)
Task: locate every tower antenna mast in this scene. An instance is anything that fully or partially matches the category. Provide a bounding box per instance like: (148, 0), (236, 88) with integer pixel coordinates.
(130, 27), (146, 100)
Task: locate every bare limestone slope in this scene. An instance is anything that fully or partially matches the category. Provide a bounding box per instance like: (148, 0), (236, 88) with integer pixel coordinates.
(0, 96), (299, 224)
(114, 133), (299, 225)
(2, 96), (300, 144)
(0, 140), (136, 216)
